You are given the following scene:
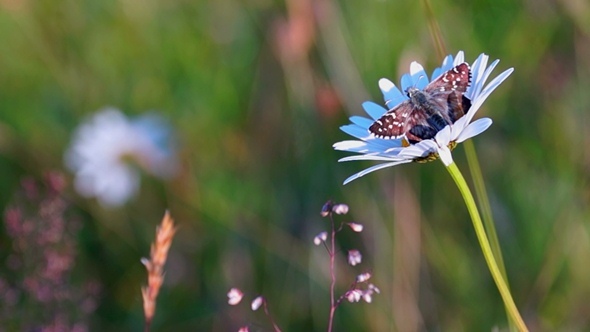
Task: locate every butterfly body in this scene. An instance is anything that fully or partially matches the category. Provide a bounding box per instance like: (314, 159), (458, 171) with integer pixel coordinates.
(406, 87), (453, 120)
(369, 63), (472, 143)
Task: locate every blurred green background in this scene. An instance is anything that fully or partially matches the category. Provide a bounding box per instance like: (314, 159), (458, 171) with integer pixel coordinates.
(1, 0), (589, 330)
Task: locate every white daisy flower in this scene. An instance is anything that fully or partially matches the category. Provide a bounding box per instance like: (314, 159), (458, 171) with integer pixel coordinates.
(65, 107), (178, 207)
(333, 51), (513, 184)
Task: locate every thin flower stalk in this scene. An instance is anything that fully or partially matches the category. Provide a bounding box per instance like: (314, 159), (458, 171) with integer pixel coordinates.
(317, 201), (376, 331)
(421, 10), (513, 326)
(328, 212), (337, 332)
(446, 163), (527, 332)
(257, 297), (282, 332)
(141, 211), (177, 332)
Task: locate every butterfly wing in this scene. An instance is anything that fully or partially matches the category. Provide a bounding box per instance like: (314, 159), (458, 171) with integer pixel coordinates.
(368, 101), (430, 139)
(427, 62), (471, 94)
(368, 63), (471, 141)
(446, 91), (472, 122)
(425, 62), (472, 124)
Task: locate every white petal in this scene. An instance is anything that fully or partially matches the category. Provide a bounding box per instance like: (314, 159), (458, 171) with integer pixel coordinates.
(432, 54), (455, 80)
(378, 78), (395, 92)
(478, 59), (501, 93)
(362, 101), (388, 120)
(467, 54), (490, 98)
(343, 160), (411, 185)
(434, 125), (452, 146)
(333, 141), (375, 155)
(453, 51), (465, 65)
(400, 73), (413, 91)
(333, 140), (366, 150)
(333, 142), (381, 155)
(333, 138), (403, 154)
(340, 124), (372, 140)
(398, 141), (435, 158)
(378, 79), (405, 109)
(465, 67), (514, 123)
(469, 59), (498, 100)
(364, 138), (405, 151)
(480, 67), (514, 99)
(430, 67), (443, 81)
(349, 116), (373, 128)
(442, 53), (454, 67)
(409, 61), (424, 75)
(448, 115), (472, 141)
(338, 154), (404, 162)
(438, 145), (454, 166)
(409, 61), (429, 89)
(456, 118), (493, 143)
(383, 144), (406, 153)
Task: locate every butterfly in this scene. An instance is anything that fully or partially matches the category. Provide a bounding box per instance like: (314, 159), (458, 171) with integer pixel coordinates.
(369, 63), (472, 143)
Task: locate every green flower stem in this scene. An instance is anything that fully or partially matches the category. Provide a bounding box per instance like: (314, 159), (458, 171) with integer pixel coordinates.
(463, 141), (514, 331)
(445, 162), (528, 332)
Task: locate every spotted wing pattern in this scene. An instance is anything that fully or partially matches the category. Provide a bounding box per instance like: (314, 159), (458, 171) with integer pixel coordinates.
(368, 101), (428, 140)
(369, 63), (471, 142)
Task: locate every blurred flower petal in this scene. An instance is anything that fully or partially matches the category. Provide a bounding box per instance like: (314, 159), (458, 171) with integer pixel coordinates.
(251, 296), (263, 311)
(227, 288), (244, 305)
(65, 108), (178, 207)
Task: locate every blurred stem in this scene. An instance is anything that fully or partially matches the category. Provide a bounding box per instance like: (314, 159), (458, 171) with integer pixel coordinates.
(328, 214), (336, 332)
(422, 0), (447, 60)
(464, 141), (514, 331)
(445, 162), (528, 332)
(262, 300), (282, 332)
(463, 141), (508, 282)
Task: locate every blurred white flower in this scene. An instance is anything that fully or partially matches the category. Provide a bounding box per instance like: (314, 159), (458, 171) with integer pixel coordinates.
(251, 296), (264, 311)
(64, 108), (178, 207)
(227, 288), (244, 305)
(346, 289), (363, 303)
(347, 222), (364, 232)
(332, 203), (349, 215)
(368, 283), (380, 294)
(347, 249), (362, 266)
(313, 231), (328, 245)
(356, 272), (371, 283)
